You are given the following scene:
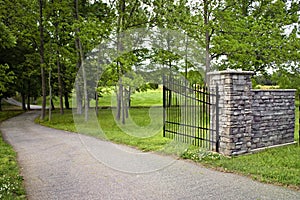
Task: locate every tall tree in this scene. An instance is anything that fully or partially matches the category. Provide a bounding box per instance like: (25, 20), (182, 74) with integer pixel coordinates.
(39, 0), (47, 119)
(45, 0), (78, 113)
(162, 0), (299, 75)
(215, 0), (299, 72)
(0, 17), (16, 110)
(0, 64), (15, 111)
(108, 0), (151, 123)
(0, 0), (40, 111)
(73, 0), (113, 120)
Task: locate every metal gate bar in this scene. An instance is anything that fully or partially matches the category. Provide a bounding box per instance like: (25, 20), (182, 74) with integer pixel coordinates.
(163, 75), (219, 151)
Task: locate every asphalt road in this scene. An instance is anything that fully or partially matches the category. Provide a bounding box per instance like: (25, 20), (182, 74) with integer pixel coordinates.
(1, 111), (300, 200)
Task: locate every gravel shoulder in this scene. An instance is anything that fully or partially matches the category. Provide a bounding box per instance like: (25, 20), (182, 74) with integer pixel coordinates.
(1, 111), (300, 200)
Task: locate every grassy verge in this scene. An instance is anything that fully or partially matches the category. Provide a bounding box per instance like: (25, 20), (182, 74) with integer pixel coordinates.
(182, 144), (300, 190)
(36, 88), (163, 108)
(0, 109), (26, 199)
(37, 107), (300, 190)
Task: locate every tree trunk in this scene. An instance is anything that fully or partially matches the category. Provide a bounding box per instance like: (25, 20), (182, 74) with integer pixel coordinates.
(116, 0), (126, 123)
(0, 97), (2, 111)
(128, 87), (131, 108)
(204, 0), (211, 83)
(27, 79), (31, 110)
(57, 46), (64, 115)
(95, 91), (99, 116)
(167, 35), (173, 107)
(121, 86), (125, 124)
(54, 2), (64, 115)
(168, 61), (172, 107)
(39, 0), (46, 120)
(74, 0), (81, 114)
(64, 93), (70, 109)
(51, 99), (55, 110)
(116, 83), (122, 121)
(49, 68), (52, 121)
(27, 94), (31, 110)
(79, 40), (88, 121)
(185, 35), (188, 78)
(21, 93), (26, 111)
(87, 96), (90, 108)
(74, 0), (88, 121)
(58, 58), (64, 114)
(76, 83), (82, 114)
(125, 87), (129, 119)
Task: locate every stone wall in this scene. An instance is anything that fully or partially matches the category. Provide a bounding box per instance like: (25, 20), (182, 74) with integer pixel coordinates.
(208, 70), (296, 156)
(209, 70), (254, 156)
(251, 90), (296, 149)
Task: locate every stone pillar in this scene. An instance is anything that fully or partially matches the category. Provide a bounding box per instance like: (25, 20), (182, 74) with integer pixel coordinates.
(208, 70), (254, 156)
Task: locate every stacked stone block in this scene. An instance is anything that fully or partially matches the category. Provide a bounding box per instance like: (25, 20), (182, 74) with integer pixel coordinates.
(208, 70), (254, 156)
(208, 70), (296, 156)
(251, 90), (295, 149)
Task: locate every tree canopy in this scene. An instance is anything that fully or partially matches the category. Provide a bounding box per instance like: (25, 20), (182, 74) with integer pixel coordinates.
(0, 0), (299, 116)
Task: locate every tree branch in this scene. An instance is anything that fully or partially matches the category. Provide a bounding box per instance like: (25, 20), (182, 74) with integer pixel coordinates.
(129, 0), (139, 19)
(211, 52), (225, 60)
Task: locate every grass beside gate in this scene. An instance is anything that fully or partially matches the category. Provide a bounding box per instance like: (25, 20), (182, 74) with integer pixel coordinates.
(202, 144), (300, 188)
(0, 107), (26, 199)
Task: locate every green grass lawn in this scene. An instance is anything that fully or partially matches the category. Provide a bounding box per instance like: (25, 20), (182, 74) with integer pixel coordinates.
(92, 88), (163, 107)
(36, 88), (163, 108)
(0, 108), (26, 199)
(203, 144), (300, 188)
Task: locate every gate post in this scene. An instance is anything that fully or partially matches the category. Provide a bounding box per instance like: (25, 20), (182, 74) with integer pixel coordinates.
(208, 70), (254, 156)
(215, 84), (220, 152)
(163, 75), (166, 137)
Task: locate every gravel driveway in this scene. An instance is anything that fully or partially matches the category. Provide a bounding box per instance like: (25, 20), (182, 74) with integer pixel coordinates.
(1, 111), (299, 200)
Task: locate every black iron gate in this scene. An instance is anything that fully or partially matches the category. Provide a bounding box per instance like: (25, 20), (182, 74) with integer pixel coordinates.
(163, 75), (219, 152)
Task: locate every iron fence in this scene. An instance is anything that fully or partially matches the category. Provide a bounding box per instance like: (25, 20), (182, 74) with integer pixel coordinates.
(163, 75), (219, 151)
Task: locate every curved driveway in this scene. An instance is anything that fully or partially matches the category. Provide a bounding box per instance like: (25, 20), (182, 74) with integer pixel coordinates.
(1, 111), (299, 200)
